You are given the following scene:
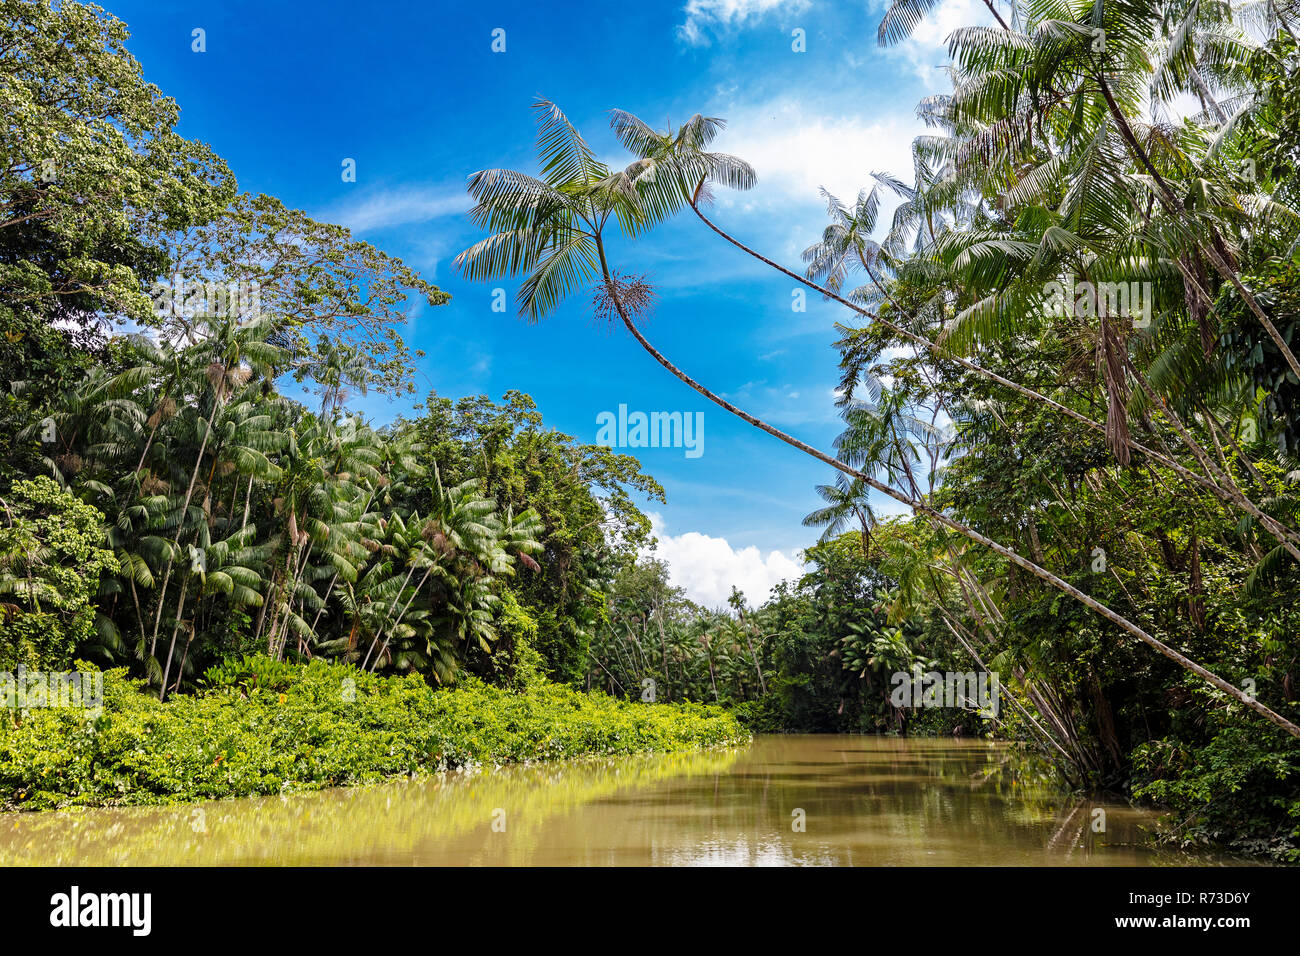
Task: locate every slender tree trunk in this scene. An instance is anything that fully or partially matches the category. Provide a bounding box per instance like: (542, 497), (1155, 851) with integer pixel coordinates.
(655, 609), (671, 701)
(360, 563), (418, 670)
(368, 563), (435, 673)
(307, 486), (379, 642)
(240, 474), (254, 536)
(736, 608), (766, 695)
(148, 394), (222, 661)
(592, 235), (1300, 738)
(131, 419), (160, 493)
(1188, 66), (1228, 125)
(273, 538), (314, 660)
(687, 193), (1300, 556)
(705, 642), (719, 703)
(173, 624), (195, 696)
(158, 575), (190, 701)
(253, 572), (277, 650)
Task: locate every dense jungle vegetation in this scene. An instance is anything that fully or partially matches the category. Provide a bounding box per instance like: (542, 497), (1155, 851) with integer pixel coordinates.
(2, 0), (1300, 863)
(0, 0), (742, 804)
(453, 0), (1300, 861)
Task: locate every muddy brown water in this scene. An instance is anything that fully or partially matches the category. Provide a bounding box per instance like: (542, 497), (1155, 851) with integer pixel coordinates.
(0, 735), (1249, 865)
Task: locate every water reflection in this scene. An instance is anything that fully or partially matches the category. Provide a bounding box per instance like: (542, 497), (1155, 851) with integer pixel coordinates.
(0, 736), (1248, 866)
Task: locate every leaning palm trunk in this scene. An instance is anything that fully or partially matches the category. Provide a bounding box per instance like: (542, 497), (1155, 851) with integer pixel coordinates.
(592, 235), (1300, 739)
(928, 557), (1098, 782)
(158, 575), (190, 700)
(360, 563), (418, 670)
(687, 195), (1300, 560)
(704, 642), (719, 703)
(945, 620), (1082, 781)
(271, 536), (314, 660)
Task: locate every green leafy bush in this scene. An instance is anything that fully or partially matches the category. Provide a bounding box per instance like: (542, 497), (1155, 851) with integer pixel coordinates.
(729, 697), (781, 733)
(1133, 723), (1300, 863)
(201, 654), (304, 694)
(0, 657), (747, 810)
(0, 477), (115, 670)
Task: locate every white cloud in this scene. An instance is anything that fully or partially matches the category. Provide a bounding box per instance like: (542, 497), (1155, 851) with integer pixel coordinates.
(880, 0), (993, 87)
(320, 185), (467, 234)
(713, 99), (923, 228)
(678, 0), (811, 46)
(647, 512), (804, 607)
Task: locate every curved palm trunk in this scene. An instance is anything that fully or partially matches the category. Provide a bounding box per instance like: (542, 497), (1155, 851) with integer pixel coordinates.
(687, 195), (1300, 557)
(593, 235), (1300, 739)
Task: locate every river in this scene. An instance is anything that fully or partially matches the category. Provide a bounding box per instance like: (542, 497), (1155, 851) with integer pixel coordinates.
(0, 735), (1246, 865)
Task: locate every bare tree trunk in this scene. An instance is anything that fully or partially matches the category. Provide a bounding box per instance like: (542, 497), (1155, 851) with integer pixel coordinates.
(158, 575), (190, 701)
(687, 195), (1300, 554)
(148, 396), (222, 660)
(368, 564), (435, 673)
(737, 607), (766, 695)
(592, 235), (1300, 739)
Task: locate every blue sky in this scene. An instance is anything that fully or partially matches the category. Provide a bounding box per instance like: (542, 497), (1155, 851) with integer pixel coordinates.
(105, 0), (987, 606)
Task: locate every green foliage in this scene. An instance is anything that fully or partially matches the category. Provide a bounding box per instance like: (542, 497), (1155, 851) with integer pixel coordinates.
(5, 0), (1300, 869)
(410, 390), (662, 683)
(1216, 256), (1300, 455)
(0, 657), (747, 810)
(485, 589), (548, 691)
(1133, 724), (1300, 863)
(728, 697), (781, 733)
(0, 477), (115, 669)
(0, 0), (235, 328)
(201, 653), (303, 694)
(162, 192), (450, 398)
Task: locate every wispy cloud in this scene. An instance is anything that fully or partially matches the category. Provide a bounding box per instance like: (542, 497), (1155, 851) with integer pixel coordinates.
(724, 380), (841, 428)
(877, 0), (992, 87)
(320, 185), (468, 234)
(677, 0), (811, 46)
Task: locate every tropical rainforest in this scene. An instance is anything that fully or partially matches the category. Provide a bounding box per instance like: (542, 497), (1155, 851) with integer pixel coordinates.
(1, 0), (1299, 864)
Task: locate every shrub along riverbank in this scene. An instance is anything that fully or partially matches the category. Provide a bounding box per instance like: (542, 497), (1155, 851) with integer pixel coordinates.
(0, 657), (746, 811)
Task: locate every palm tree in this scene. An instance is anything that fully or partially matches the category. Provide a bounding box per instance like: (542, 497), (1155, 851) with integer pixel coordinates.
(456, 100), (1300, 738)
(646, 58), (1300, 566)
(930, 0), (1300, 381)
(299, 339), (371, 419)
(803, 475), (878, 558)
(146, 315), (284, 690)
(802, 183), (892, 304)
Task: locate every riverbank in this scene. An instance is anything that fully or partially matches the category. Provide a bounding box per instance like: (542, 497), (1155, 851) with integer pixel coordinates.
(0, 658), (746, 811)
